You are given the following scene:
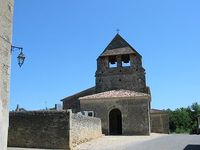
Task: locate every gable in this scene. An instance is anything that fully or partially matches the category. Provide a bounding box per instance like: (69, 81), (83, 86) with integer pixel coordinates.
(100, 34), (141, 58)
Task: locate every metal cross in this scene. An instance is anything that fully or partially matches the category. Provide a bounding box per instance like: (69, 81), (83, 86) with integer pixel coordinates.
(116, 29), (120, 33)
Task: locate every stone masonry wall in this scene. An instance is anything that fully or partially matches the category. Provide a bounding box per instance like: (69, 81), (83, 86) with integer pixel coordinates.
(150, 112), (169, 134)
(71, 113), (102, 148)
(8, 111), (71, 149)
(0, 0), (14, 149)
(80, 98), (150, 135)
(8, 110), (102, 149)
(95, 55), (147, 94)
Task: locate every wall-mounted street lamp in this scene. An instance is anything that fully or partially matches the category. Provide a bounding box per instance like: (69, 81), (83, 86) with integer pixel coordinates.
(11, 45), (25, 67)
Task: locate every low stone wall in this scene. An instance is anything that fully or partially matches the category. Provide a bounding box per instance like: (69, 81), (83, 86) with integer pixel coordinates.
(71, 113), (102, 147)
(150, 111), (169, 134)
(8, 111), (70, 149)
(8, 110), (102, 149)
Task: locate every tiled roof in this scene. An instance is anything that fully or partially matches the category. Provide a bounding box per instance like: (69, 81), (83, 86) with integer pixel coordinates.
(79, 89), (150, 100)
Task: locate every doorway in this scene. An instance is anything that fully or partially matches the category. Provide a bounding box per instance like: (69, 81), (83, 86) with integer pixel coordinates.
(109, 109), (122, 135)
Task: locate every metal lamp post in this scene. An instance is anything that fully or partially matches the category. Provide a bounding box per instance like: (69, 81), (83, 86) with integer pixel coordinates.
(11, 46), (25, 67)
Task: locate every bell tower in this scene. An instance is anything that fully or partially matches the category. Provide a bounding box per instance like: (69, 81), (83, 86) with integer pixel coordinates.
(95, 34), (148, 93)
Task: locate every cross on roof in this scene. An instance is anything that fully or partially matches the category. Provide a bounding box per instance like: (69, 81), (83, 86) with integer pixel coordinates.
(116, 29), (120, 33)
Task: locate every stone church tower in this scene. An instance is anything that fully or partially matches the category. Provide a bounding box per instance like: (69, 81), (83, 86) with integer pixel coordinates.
(62, 34), (151, 112)
(62, 34), (169, 135)
(79, 34), (152, 135)
(95, 34), (148, 94)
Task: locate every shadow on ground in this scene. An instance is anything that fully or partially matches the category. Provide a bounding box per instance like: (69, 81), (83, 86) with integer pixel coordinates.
(184, 145), (200, 150)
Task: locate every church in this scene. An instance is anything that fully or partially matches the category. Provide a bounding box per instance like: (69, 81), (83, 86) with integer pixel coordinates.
(61, 34), (169, 135)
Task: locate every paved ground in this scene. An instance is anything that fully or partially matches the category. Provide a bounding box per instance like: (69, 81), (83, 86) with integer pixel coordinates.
(8, 134), (200, 150)
(124, 134), (200, 150)
(74, 133), (163, 150)
(75, 134), (200, 150)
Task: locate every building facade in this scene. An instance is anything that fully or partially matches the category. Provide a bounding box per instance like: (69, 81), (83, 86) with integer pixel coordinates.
(80, 90), (151, 135)
(0, 0), (14, 149)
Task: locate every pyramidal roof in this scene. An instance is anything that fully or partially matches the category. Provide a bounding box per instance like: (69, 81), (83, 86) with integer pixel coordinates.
(100, 34), (141, 57)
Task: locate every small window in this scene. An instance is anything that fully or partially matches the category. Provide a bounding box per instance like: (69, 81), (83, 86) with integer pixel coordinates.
(87, 111), (94, 117)
(88, 112), (93, 116)
(109, 62), (117, 68)
(122, 55), (130, 67)
(122, 61), (130, 67)
(109, 56), (117, 68)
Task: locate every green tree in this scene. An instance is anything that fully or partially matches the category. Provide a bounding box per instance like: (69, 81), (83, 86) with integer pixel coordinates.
(167, 102), (200, 134)
(188, 102), (200, 133)
(168, 108), (191, 133)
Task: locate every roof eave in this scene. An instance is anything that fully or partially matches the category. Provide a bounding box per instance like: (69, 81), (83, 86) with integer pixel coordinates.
(79, 94), (151, 101)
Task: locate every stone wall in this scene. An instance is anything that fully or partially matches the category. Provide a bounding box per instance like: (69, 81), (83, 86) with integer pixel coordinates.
(80, 97), (150, 135)
(150, 110), (169, 134)
(71, 113), (102, 147)
(8, 111), (71, 149)
(95, 54), (147, 94)
(8, 110), (102, 149)
(0, 0), (14, 149)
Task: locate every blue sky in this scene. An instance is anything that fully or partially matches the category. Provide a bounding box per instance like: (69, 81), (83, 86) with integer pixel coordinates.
(10, 0), (200, 110)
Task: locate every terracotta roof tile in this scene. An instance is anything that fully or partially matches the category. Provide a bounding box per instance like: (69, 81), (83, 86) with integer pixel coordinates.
(79, 90), (150, 100)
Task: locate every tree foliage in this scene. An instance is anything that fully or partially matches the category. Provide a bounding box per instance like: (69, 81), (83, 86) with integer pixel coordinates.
(167, 102), (200, 134)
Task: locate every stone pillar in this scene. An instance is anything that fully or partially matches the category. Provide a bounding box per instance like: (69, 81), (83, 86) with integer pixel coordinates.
(130, 55), (134, 67)
(0, 0), (14, 149)
(117, 56), (122, 67)
(104, 57), (109, 69)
